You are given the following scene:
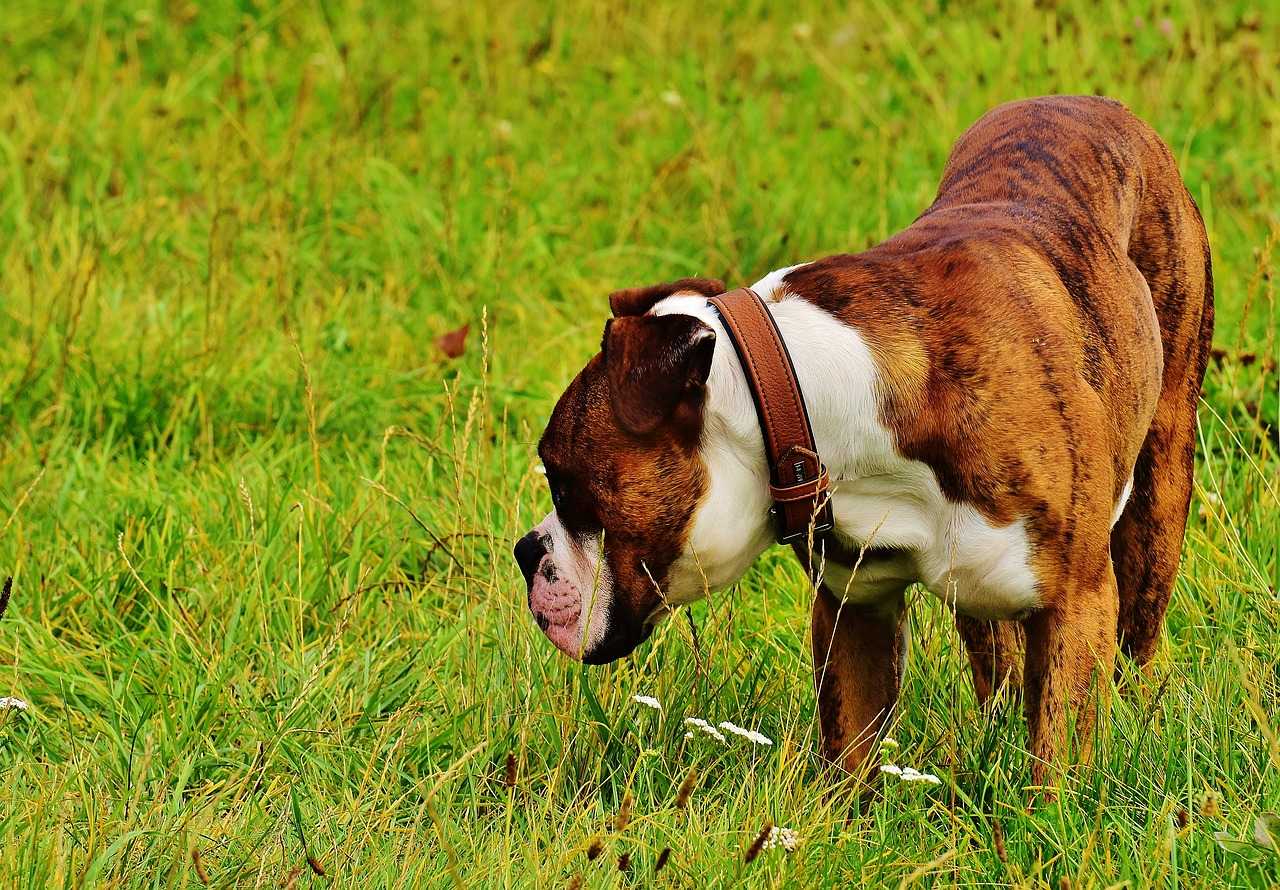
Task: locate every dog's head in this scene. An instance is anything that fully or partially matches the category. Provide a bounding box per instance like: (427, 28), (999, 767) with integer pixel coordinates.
(514, 278), (770, 664)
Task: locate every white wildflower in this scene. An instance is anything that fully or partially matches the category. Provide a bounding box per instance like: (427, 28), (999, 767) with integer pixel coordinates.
(881, 762), (941, 784)
(632, 694), (662, 711)
(683, 717), (726, 743)
(879, 736), (900, 750)
(0, 697), (30, 711)
(718, 721), (773, 746)
(791, 22), (813, 42)
(661, 90), (683, 108)
(761, 826), (801, 852)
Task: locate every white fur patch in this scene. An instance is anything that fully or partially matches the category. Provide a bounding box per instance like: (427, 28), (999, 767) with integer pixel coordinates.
(750, 262), (811, 301)
(1111, 473), (1134, 527)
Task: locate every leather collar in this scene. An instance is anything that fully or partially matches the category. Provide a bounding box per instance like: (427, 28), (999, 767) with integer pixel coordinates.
(707, 287), (833, 544)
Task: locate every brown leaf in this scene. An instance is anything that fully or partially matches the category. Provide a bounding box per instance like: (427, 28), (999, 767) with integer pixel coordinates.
(436, 323), (469, 358)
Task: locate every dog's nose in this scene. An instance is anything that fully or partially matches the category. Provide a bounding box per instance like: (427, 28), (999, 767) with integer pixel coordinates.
(514, 531), (547, 588)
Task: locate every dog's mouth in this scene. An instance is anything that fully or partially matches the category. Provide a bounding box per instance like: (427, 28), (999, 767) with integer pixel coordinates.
(528, 578), (658, 666)
(524, 552), (585, 656)
(644, 601), (677, 632)
(580, 621), (654, 665)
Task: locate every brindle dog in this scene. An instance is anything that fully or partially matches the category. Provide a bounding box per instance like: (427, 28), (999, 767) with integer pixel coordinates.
(516, 96), (1213, 790)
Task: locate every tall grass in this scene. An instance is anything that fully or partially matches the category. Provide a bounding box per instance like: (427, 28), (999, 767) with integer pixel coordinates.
(1, 0), (1277, 886)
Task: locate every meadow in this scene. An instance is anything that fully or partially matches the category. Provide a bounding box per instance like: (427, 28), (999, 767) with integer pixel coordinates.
(0, 0), (1277, 886)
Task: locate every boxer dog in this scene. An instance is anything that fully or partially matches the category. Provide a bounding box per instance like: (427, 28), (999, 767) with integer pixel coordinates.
(514, 96), (1213, 787)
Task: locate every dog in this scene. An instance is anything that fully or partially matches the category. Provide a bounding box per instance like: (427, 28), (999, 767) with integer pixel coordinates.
(514, 96), (1213, 787)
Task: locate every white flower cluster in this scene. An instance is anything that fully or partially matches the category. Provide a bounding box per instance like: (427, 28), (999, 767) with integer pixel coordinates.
(718, 721), (773, 746)
(633, 695), (773, 747)
(683, 717), (726, 742)
(762, 826), (800, 852)
(0, 697), (29, 711)
(682, 718), (772, 745)
(880, 763), (942, 785)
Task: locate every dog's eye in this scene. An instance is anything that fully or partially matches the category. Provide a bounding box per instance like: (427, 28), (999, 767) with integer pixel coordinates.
(545, 473), (566, 511)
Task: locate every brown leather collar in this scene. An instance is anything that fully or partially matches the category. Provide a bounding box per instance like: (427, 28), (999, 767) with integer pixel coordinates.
(707, 287), (833, 544)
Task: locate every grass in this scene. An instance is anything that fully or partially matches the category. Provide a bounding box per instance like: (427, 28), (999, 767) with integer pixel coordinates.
(0, 0), (1277, 886)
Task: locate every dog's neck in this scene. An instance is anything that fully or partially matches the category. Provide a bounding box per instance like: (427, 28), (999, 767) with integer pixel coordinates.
(652, 277), (901, 590)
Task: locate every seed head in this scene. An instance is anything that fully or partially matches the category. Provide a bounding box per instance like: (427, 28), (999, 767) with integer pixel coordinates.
(504, 752), (517, 788)
(675, 769), (698, 809)
(192, 848), (209, 886)
(586, 838), (604, 861)
(306, 855), (325, 876)
(615, 792), (632, 832)
(744, 820), (774, 864)
(655, 847), (671, 873)
(992, 818), (1007, 864)
(617, 851), (630, 872)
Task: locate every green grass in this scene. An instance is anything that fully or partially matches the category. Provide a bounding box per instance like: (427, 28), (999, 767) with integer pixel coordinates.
(1, 0), (1277, 886)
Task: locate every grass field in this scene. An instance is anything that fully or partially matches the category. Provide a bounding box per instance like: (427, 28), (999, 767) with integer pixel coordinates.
(1, 0), (1278, 886)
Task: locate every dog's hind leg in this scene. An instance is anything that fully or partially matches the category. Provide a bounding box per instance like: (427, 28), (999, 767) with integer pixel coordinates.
(1110, 393), (1203, 667)
(1022, 560), (1119, 796)
(954, 615), (1024, 703)
(811, 584), (908, 777)
(1112, 162), (1215, 668)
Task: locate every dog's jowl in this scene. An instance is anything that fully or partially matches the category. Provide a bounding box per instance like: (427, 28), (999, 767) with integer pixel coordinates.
(514, 96), (1213, 789)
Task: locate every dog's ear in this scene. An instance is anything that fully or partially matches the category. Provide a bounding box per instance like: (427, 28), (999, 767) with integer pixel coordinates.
(609, 278), (726, 317)
(603, 314), (716, 436)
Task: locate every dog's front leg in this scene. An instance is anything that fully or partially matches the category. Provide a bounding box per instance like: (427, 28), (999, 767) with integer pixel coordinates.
(1021, 563), (1119, 798)
(810, 584), (908, 777)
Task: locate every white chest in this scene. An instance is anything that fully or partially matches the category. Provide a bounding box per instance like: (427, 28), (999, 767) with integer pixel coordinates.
(817, 464), (1042, 621)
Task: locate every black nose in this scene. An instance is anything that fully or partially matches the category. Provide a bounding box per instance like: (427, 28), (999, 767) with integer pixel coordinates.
(514, 531), (547, 588)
